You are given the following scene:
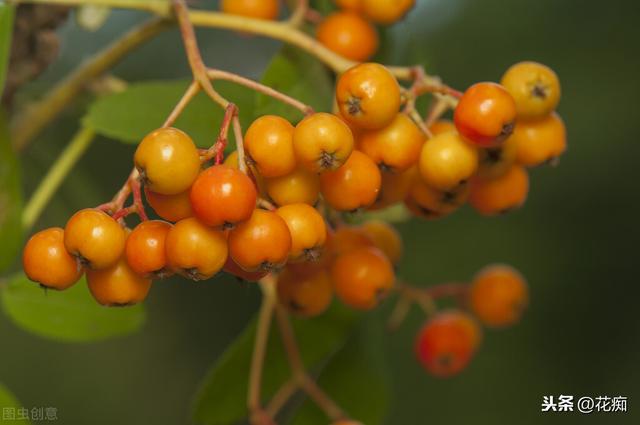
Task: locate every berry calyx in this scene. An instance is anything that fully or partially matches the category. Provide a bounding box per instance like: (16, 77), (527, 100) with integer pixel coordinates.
(293, 112), (355, 173)
(228, 209), (292, 272)
(190, 164), (257, 228)
(317, 11), (379, 62)
(331, 246), (395, 310)
(125, 220), (172, 279)
(134, 127), (201, 195)
(275, 203), (327, 262)
(405, 173), (469, 220)
(454, 82), (517, 147)
(64, 208), (126, 270)
(245, 115), (296, 178)
(415, 310), (482, 377)
(501, 61), (561, 120)
(469, 264), (528, 327)
(336, 63), (401, 131)
(22, 227), (83, 290)
(165, 217), (228, 280)
(320, 150), (381, 211)
(86, 256), (152, 306)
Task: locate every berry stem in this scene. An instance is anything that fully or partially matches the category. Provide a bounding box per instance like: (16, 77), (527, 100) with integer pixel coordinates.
(233, 115), (248, 174)
(200, 103), (238, 164)
(257, 198), (277, 211)
(129, 170), (148, 221)
(162, 80), (200, 128)
(21, 126), (96, 230)
(248, 275), (277, 417)
(287, 0), (308, 27)
(265, 378), (298, 419)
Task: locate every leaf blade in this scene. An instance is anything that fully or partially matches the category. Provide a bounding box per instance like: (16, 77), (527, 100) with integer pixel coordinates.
(0, 2), (15, 98)
(0, 110), (22, 273)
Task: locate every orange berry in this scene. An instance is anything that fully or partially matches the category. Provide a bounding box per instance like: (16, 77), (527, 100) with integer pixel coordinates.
(405, 175), (469, 220)
(165, 217), (228, 280)
(320, 150), (381, 211)
(415, 310), (482, 377)
(501, 61), (561, 120)
(317, 12), (378, 62)
(277, 267), (333, 317)
(511, 112), (567, 167)
(359, 113), (425, 172)
(64, 208), (126, 270)
(276, 204), (327, 262)
(361, 0), (415, 24)
(336, 63), (401, 131)
(325, 226), (375, 260)
(369, 166), (416, 210)
(245, 115), (296, 178)
(86, 256), (152, 306)
(331, 246), (394, 310)
(469, 165), (529, 215)
(145, 187), (193, 222)
(477, 135), (518, 179)
(228, 209), (292, 272)
(190, 165), (257, 228)
(418, 131), (479, 191)
(293, 112), (354, 173)
(360, 220), (402, 264)
(469, 264), (528, 327)
(134, 127), (201, 195)
(223, 257), (269, 283)
(220, 0), (279, 20)
(428, 119), (456, 136)
(334, 0), (361, 11)
(125, 220), (172, 279)
(22, 227), (82, 290)
(265, 167), (320, 206)
(454, 82), (517, 147)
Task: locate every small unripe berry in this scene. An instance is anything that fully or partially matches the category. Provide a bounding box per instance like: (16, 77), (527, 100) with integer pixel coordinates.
(469, 264), (528, 327)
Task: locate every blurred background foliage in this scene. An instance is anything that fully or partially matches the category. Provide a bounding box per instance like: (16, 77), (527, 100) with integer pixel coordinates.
(1, 0), (639, 424)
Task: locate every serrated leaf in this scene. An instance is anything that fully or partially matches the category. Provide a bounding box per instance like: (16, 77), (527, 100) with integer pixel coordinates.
(0, 383), (31, 425)
(1, 273), (145, 342)
(292, 323), (390, 425)
(255, 47), (333, 122)
(84, 80), (255, 148)
(0, 2), (14, 98)
(0, 110), (22, 273)
(192, 303), (359, 425)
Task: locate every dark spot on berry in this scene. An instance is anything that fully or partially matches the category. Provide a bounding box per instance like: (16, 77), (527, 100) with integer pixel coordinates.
(222, 221), (235, 231)
(379, 162), (393, 173)
(346, 96), (362, 115)
(484, 148), (503, 164)
(289, 300), (304, 312)
(437, 353), (454, 369)
(319, 151), (337, 170)
(531, 83), (548, 99)
(497, 121), (515, 143)
(304, 248), (321, 262)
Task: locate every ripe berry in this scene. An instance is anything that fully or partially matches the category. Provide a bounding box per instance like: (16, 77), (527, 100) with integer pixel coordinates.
(336, 63), (401, 131)
(405, 176), (469, 220)
(22, 227), (82, 290)
(334, 0), (361, 11)
(470, 264), (528, 327)
(245, 115), (296, 178)
(359, 113), (425, 172)
(265, 167), (320, 206)
(469, 165), (529, 216)
(511, 112), (567, 167)
(190, 165), (257, 228)
(361, 0), (415, 24)
(415, 310), (482, 377)
(369, 166), (416, 210)
(429, 119), (456, 136)
(145, 187), (193, 222)
(220, 0), (279, 20)
(223, 257), (269, 283)
(360, 220), (402, 264)
(321, 151), (381, 211)
(331, 246), (395, 310)
(454, 82), (517, 147)
(501, 61), (561, 120)
(276, 204), (327, 262)
(477, 135), (518, 179)
(317, 12), (379, 62)
(134, 127), (201, 195)
(64, 208), (126, 270)
(325, 226), (375, 260)
(293, 112), (354, 173)
(277, 267), (333, 317)
(165, 217), (228, 280)
(86, 256), (152, 306)
(224, 150), (267, 194)
(125, 220), (172, 279)
(228, 209), (292, 272)
(418, 131), (479, 191)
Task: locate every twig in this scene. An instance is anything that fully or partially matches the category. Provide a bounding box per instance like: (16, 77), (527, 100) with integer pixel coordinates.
(233, 115), (248, 174)
(265, 378), (299, 418)
(163, 81), (200, 127)
(287, 0), (308, 27)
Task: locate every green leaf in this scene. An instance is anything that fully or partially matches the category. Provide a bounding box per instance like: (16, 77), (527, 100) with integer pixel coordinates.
(255, 47), (333, 123)
(1, 273), (145, 342)
(0, 382), (31, 425)
(0, 110), (22, 273)
(292, 323), (390, 425)
(192, 303), (359, 425)
(0, 2), (14, 98)
(84, 80), (255, 148)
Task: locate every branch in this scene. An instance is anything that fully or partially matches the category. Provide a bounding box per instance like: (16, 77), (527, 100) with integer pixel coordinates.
(10, 18), (170, 151)
(21, 126), (96, 230)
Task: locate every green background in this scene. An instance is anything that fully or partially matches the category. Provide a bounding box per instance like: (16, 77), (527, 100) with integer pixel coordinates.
(1, 0), (639, 424)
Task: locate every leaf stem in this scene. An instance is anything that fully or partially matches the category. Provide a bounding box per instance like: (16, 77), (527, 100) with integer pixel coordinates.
(21, 126), (96, 230)
(162, 80), (200, 128)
